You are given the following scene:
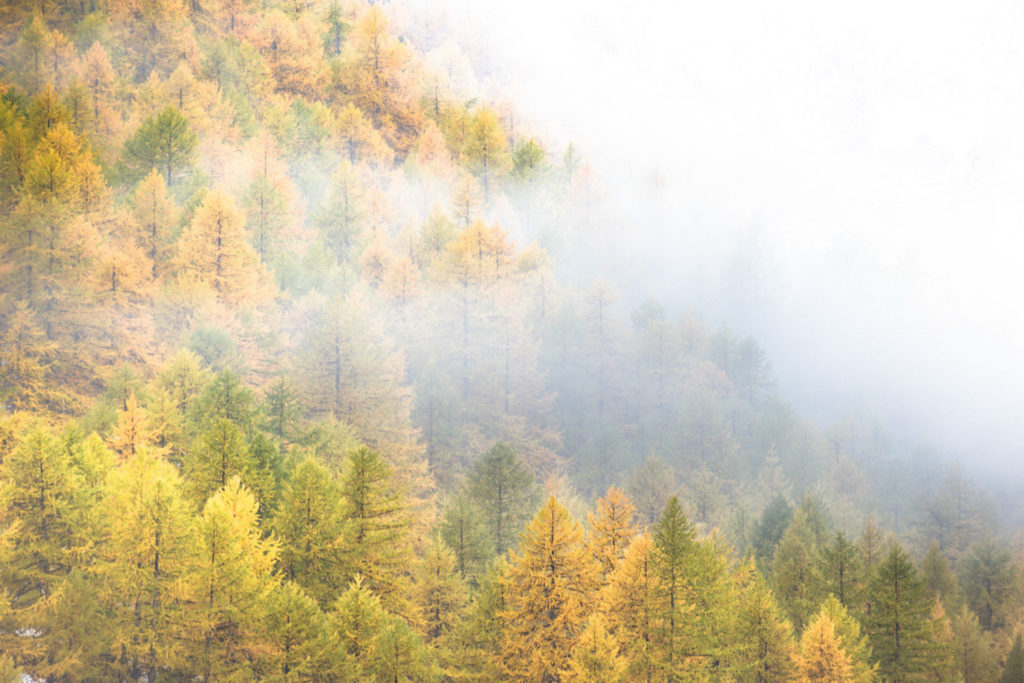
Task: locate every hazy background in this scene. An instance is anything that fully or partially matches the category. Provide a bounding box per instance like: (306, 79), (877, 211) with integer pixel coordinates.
(403, 0), (1024, 481)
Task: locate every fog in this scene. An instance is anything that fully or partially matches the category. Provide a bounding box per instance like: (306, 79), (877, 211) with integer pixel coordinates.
(405, 0), (1024, 480)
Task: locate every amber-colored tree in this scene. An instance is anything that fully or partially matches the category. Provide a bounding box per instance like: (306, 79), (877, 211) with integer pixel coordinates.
(501, 497), (596, 681)
(175, 189), (268, 304)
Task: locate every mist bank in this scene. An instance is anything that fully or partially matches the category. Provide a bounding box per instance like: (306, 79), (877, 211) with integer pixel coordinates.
(403, 0), (1024, 483)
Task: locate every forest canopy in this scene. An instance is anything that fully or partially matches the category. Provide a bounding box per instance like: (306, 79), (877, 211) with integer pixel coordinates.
(0, 1), (1022, 681)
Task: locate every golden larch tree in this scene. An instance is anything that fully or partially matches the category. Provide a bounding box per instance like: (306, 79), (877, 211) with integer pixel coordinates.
(500, 496), (597, 681)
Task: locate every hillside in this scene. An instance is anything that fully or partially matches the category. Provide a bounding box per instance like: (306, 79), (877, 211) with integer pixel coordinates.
(0, 1), (1022, 680)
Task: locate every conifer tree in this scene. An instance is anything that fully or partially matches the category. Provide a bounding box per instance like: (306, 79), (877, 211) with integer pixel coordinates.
(950, 603), (999, 683)
(185, 417), (254, 505)
(439, 492), (492, 581)
(772, 508), (824, 632)
(819, 595), (875, 682)
(331, 576), (385, 680)
(566, 614), (628, 683)
(97, 448), (195, 680)
(130, 169), (177, 279)
(121, 107), (197, 186)
(448, 557), (508, 680)
(501, 497), (596, 681)
(793, 611), (856, 682)
(920, 540), (959, 607)
(588, 485), (639, 583)
(651, 495), (697, 680)
(0, 426), (91, 679)
(730, 558), (797, 682)
(413, 536), (468, 645)
(468, 442), (536, 556)
(187, 477), (279, 680)
(273, 457), (346, 607)
(461, 108), (509, 202)
(866, 544), (936, 681)
(961, 538), (1015, 632)
(338, 446), (411, 614)
(601, 532), (658, 681)
(818, 530), (862, 608)
(1002, 633), (1024, 683)
(175, 189), (267, 304)
(262, 581), (336, 680)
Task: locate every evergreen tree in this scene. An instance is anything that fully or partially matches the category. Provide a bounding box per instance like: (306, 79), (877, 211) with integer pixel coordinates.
(1002, 633), (1024, 683)
(439, 491), (492, 581)
(121, 107), (197, 186)
(500, 497), (596, 681)
(750, 495), (793, 571)
(818, 530), (862, 608)
(866, 544), (936, 681)
(185, 417), (254, 505)
(467, 442), (536, 556)
(961, 538), (1015, 632)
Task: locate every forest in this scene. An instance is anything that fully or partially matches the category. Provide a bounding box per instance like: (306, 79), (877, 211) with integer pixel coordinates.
(0, 0), (1022, 680)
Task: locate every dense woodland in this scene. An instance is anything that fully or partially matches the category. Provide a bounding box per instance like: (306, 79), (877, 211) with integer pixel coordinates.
(0, 1), (1023, 680)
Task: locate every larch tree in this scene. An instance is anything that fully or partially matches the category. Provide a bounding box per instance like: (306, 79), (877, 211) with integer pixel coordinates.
(950, 604), (999, 683)
(651, 495), (698, 681)
(771, 507), (824, 632)
(0, 427), (93, 679)
(175, 189), (268, 304)
(413, 535), (468, 643)
(97, 448), (195, 680)
(335, 5), (422, 154)
(587, 485), (639, 583)
(601, 532), (658, 682)
(186, 477), (279, 681)
(338, 446), (412, 615)
(793, 611), (856, 683)
(566, 614), (628, 683)
(819, 595), (875, 683)
(272, 457), (346, 608)
(461, 107), (509, 202)
(262, 580), (335, 679)
(730, 558), (797, 682)
(500, 497), (596, 682)
(130, 169), (177, 280)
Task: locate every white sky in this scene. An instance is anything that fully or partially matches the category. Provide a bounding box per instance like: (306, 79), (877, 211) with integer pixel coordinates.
(404, 0), (1024, 474)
